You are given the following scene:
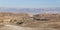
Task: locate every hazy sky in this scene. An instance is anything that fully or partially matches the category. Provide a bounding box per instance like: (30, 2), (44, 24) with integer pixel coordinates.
(0, 0), (60, 8)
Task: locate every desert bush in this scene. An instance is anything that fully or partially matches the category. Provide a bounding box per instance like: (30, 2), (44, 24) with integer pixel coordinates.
(16, 21), (23, 24)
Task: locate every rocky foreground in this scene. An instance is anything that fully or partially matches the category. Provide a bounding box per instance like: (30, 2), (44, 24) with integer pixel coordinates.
(0, 24), (58, 30)
(0, 12), (60, 30)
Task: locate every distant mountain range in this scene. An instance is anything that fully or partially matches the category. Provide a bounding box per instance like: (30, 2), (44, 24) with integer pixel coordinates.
(0, 7), (60, 14)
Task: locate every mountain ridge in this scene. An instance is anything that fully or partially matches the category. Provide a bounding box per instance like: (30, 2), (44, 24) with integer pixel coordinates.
(0, 7), (60, 14)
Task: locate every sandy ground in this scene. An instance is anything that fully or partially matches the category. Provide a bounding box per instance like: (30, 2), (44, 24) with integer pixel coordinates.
(0, 24), (58, 30)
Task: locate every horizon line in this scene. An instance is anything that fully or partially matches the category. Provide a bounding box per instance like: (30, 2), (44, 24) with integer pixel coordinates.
(0, 6), (60, 8)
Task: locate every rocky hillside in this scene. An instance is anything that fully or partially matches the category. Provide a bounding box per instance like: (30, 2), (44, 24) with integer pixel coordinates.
(0, 12), (33, 24)
(0, 13), (60, 30)
(20, 13), (60, 30)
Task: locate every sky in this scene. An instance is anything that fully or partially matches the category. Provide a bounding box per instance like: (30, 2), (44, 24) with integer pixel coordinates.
(0, 0), (60, 8)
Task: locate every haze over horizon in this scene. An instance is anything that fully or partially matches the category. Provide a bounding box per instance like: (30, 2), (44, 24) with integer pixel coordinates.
(0, 0), (60, 8)
(0, 0), (60, 14)
(0, 8), (60, 14)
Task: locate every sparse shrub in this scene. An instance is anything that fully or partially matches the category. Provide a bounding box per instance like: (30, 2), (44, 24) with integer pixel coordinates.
(16, 21), (23, 24)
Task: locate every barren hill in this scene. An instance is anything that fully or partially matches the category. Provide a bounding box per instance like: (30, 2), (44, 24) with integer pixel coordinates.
(0, 13), (60, 30)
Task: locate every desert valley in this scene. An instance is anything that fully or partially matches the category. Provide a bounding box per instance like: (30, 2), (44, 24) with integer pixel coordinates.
(0, 12), (60, 30)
